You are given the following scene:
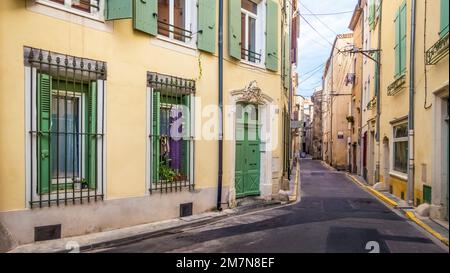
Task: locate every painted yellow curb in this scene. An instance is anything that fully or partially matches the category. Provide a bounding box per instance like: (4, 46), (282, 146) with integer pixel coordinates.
(345, 174), (398, 207)
(405, 211), (449, 246)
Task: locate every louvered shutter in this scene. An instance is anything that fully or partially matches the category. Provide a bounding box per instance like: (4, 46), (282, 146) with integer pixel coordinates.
(38, 74), (52, 194)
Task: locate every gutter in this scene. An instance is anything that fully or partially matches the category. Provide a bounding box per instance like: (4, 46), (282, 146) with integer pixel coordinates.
(375, 1), (383, 183)
(407, 0), (417, 205)
(217, 0), (224, 211)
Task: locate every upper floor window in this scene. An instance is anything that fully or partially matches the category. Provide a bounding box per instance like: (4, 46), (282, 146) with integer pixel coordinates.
(158, 0), (195, 43)
(41, 0), (103, 18)
(241, 0), (263, 63)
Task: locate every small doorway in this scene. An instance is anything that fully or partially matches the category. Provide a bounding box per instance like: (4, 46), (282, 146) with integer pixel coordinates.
(363, 132), (368, 180)
(235, 103), (261, 198)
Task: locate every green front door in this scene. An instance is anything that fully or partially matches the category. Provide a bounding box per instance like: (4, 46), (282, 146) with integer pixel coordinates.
(235, 103), (261, 198)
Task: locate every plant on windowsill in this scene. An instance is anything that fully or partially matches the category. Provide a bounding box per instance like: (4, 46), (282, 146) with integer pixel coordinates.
(160, 162), (177, 182)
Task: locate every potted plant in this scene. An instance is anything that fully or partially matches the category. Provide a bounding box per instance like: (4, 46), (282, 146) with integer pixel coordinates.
(160, 163), (177, 182)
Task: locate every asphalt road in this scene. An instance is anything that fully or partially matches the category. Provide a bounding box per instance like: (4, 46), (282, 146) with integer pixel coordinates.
(99, 160), (448, 253)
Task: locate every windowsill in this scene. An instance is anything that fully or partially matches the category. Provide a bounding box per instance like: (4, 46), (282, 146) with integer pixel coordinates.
(35, 0), (105, 22)
(390, 171), (408, 181)
(156, 35), (197, 50)
(240, 59), (266, 70)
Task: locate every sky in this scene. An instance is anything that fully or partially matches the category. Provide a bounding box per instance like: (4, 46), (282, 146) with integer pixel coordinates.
(296, 0), (357, 97)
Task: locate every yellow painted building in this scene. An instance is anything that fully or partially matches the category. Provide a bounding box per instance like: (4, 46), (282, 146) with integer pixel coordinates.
(377, 0), (449, 221)
(322, 33), (354, 170)
(0, 0), (295, 248)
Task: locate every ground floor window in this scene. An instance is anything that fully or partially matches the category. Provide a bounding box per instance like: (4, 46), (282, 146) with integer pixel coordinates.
(25, 47), (106, 207)
(148, 73), (195, 193)
(393, 123), (408, 174)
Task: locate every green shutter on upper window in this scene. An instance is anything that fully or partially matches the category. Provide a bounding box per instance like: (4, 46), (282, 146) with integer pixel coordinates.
(228, 0), (241, 59)
(198, 0), (217, 54)
(86, 82), (97, 189)
(284, 33), (290, 88)
(440, 0), (449, 37)
(394, 9), (400, 77)
(152, 91), (161, 183)
(38, 73), (52, 195)
(369, 0), (375, 29)
(399, 1), (407, 75)
(105, 0), (132, 20)
(266, 0), (278, 71)
(133, 0), (158, 35)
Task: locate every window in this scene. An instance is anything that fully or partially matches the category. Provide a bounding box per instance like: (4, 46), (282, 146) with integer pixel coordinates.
(394, 1), (407, 78)
(25, 47), (106, 208)
(393, 123), (408, 174)
(148, 73), (195, 193)
(157, 0), (194, 43)
(45, 0), (103, 16)
(241, 0), (263, 63)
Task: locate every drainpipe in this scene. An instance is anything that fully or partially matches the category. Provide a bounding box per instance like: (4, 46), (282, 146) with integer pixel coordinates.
(407, 0), (416, 205)
(217, 0), (224, 211)
(375, 1), (383, 183)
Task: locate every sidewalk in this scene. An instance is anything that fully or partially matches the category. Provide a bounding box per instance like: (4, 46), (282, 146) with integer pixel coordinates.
(9, 166), (301, 253)
(345, 171), (449, 247)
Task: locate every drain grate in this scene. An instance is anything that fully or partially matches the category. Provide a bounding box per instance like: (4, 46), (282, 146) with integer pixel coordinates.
(34, 224), (61, 242)
(180, 202), (193, 217)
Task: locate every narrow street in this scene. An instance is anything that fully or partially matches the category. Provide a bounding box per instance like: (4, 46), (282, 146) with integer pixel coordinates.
(99, 160), (447, 253)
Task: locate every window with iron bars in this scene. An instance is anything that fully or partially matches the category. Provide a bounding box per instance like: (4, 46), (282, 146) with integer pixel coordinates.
(45, 0), (102, 15)
(157, 0), (195, 43)
(25, 47), (106, 208)
(148, 72), (195, 194)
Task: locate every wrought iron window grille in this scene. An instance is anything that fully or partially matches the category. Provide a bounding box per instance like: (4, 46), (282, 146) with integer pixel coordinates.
(25, 47), (106, 208)
(147, 72), (195, 194)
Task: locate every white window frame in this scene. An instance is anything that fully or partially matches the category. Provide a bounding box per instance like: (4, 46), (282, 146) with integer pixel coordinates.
(240, 0), (266, 66)
(157, 0), (197, 48)
(25, 67), (107, 207)
(391, 122), (408, 178)
(50, 91), (84, 186)
(35, 0), (105, 21)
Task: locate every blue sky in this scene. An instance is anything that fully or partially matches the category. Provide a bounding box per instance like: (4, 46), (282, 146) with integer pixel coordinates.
(296, 0), (357, 97)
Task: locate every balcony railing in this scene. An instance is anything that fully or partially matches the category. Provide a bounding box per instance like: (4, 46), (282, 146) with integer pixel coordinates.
(241, 48), (262, 63)
(158, 20), (193, 41)
(426, 32), (449, 65)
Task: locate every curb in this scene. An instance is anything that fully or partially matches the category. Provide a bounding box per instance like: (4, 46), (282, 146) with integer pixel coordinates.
(405, 211), (449, 246)
(345, 174), (398, 207)
(345, 172), (448, 247)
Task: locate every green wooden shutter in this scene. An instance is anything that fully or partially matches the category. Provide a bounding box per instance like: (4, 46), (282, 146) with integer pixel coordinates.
(440, 0), (449, 37)
(284, 33), (290, 88)
(394, 9), (400, 77)
(228, 0), (241, 59)
(105, 0), (132, 20)
(152, 92), (161, 182)
(369, 0), (375, 29)
(198, 0), (217, 54)
(399, 1), (407, 75)
(38, 74), (52, 195)
(86, 82), (97, 189)
(133, 0), (158, 35)
(374, 52), (379, 96)
(266, 0), (278, 71)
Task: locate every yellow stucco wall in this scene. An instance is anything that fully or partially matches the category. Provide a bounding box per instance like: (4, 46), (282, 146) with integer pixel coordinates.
(0, 0), (286, 211)
(379, 0), (449, 204)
